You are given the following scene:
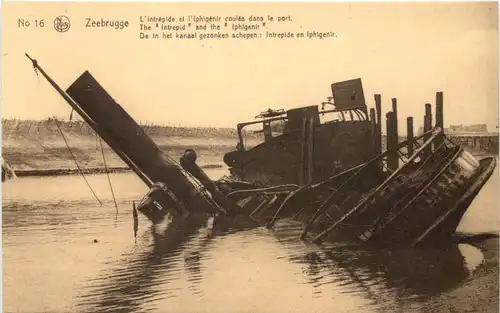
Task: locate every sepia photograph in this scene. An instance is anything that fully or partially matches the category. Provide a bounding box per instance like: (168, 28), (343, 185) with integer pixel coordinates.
(1, 1), (499, 312)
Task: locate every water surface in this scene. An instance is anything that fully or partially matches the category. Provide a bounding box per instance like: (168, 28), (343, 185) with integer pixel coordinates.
(3, 165), (499, 313)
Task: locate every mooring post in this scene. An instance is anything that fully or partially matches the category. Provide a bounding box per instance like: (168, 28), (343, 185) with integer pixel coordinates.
(390, 111), (399, 170)
(391, 98), (399, 167)
(435, 92), (444, 148)
(386, 112), (398, 171)
(423, 103), (432, 159)
(392, 98), (399, 140)
(370, 108), (377, 151)
(407, 116), (414, 157)
(386, 111), (391, 155)
(374, 94), (382, 155)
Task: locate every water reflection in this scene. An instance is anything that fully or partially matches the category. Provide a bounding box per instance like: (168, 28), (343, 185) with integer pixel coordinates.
(3, 171), (498, 313)
(75, 214), (268, 313)
(270, 220), (490, 312)
(73, 212), (483, 313)
(283, 244), (483, 311)
(76, 214), (213, 313)
(324, 245), (468, 298)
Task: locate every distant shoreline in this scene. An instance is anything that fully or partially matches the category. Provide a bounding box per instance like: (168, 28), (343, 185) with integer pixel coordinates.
(2, 118), (262, 177)
(2, 119), (497, 179)
(13, 163), (225, 178)
(1, 118), (261, 139)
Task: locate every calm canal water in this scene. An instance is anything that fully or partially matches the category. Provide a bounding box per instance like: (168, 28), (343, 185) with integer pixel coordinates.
(3, 164), (499, 313)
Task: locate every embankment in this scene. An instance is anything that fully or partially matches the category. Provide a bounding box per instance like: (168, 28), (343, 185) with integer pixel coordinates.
(3, 119), (496, 177)
(2, 119), (263, 175)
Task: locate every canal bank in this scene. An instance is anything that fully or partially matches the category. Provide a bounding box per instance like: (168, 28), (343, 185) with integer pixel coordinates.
(2, 118), (263, 176)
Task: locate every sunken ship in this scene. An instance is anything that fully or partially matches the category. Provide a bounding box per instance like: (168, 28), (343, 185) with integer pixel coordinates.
(25, 54), (497, 248)
(223, 79), (378, 186)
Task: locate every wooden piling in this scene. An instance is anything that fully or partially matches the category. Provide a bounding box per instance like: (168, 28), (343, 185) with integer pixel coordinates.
(435, 92), (444, 129)
(407, 117), (414, 157)
(435, 92), (444, 147)
(392, 98), (398, 138)
(386, 112), (398, 171)
(391, 98), (399, 165)
(391, 112), (399, 169)
(370, 108), (377, 151)
(386, 112), (392, 153)
(374, 94), (382, 155)
(423, 103), (432, 159)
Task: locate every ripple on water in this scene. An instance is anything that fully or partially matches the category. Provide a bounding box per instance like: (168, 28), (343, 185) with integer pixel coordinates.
(3, 171), (498, 313)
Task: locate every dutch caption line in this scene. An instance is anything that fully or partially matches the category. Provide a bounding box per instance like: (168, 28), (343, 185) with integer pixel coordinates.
(138, 15), (337, 41)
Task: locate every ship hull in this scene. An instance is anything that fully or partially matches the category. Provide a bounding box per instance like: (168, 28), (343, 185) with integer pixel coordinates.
(358, 150), (497, 247)
(411, 155), (497, 246)
(286, 128), (497, 248)
(224, 120), (377, 186)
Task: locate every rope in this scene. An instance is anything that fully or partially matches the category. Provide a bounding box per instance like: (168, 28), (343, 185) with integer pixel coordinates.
(99, 137), (119, 218)
(54, 118), (102, 206)
(225, 184), (300, 198)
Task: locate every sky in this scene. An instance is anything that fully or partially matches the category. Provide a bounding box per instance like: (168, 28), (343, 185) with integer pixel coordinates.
(1, 2), (498, 133)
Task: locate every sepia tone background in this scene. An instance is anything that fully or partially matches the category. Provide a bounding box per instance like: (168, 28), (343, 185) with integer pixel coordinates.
(1, 2), (499, 313)
(1, 2), (498, 131)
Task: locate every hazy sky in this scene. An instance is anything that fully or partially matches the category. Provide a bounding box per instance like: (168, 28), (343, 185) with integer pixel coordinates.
(2, 2), (498, 132)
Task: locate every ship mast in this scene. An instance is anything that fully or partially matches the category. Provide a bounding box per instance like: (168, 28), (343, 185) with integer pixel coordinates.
(25, 53), (154, 188)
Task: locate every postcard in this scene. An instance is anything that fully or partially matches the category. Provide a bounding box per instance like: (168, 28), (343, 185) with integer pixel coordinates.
(2, 2), (499, 313)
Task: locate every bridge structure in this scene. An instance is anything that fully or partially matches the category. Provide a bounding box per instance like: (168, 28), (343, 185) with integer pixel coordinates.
(447, 132), (499, 153)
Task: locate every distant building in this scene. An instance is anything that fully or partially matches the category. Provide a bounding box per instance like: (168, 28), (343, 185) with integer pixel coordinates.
(447, 124), (488, 133)
(417, 124), (489, 136)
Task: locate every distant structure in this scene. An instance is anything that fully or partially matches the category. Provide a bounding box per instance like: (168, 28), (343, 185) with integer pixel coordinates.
(416, 123), (498, 153)
(446, 124), (488, 133)
(418, 123), (491, 136)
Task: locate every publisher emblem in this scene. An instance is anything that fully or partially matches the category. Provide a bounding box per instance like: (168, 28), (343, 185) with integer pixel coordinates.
(54, 15), (70, 32)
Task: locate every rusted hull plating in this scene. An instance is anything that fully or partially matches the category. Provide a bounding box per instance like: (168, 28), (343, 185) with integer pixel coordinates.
(361, 149), (497, 246)
(225, 121), (377, 186)
(280, 128), (497, 247)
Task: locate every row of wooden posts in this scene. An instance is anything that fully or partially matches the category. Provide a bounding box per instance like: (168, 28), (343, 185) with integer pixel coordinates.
(298, 91), (446, 185)
(369, 92), (444, 171)
(449, 135), (499, 152)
